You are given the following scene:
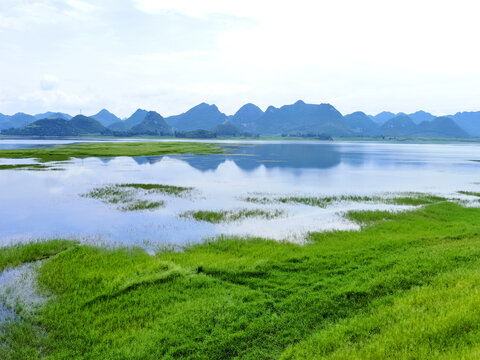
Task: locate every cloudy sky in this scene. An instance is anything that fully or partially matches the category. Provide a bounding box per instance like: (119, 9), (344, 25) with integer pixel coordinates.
(1, 0), (480, 118)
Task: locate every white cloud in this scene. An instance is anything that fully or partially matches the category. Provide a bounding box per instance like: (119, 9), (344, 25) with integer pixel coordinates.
(40, 75), (58, 91)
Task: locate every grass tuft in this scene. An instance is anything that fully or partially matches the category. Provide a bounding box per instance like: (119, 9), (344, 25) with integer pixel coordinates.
(180, 209), (285, 223)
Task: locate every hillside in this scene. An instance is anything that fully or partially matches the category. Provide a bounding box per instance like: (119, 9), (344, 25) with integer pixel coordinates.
(69, 115), (106, 135)
(254, 100), (351, 136)
(344, 111), (379, 136)
(410, 116), (469, 138)
(449, 111), (480, 137)
(2, 118), (79, 136)
(130, 111), (172, 135)
(377, 115), (416, 137)
(230, 103), (264, 131)
(108, 109), (148, 131)
(211, 121), (248, 136)
(91, 109), (121, 127)
(166, 103), (227, 131)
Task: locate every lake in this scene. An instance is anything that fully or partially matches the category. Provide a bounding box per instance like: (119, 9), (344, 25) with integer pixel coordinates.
(0, 139), (479, 249)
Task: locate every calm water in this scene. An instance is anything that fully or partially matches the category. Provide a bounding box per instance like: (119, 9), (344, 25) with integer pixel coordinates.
(0, 139), (479, 248)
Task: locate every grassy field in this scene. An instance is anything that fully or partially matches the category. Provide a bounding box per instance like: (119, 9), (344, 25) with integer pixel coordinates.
(2, 200), (480, 358)
(0, 141), (223, 162)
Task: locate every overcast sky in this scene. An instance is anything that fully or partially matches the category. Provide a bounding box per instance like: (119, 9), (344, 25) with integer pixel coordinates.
(1, 0), (480, 118)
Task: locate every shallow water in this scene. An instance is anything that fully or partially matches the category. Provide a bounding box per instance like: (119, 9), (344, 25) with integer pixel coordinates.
(0, 139), (479, 248)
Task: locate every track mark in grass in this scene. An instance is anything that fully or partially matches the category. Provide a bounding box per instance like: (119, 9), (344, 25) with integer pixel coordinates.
(180, 209), (285, 223)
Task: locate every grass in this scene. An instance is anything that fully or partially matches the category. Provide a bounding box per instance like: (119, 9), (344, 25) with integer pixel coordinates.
(245, 193), (447, 208)
(459, 190), (480, 197)
(4, 201), (480, 358)
(119, 184), (193, 196)
(0, 164), (55, 171)
(83, 183), (192, 211)
(0, 141), (223, 162)
(120, 200), (165, 211)
(0, 240), (77, 272)
(180, 209), (285, 223)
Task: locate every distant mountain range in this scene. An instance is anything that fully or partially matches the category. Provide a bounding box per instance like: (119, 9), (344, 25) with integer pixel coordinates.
(2, 102), (480, 138)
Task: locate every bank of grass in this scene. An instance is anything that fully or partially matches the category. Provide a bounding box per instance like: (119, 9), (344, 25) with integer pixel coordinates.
(245, 193), (447, 208)
(0, 141), (223, 162)
(459, 190), (480, 197)
(2, 201), (480, 358)
(180, 209), (285, 223)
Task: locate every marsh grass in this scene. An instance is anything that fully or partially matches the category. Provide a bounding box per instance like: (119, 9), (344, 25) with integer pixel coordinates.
(4, 201), (480, 359)
(119, 183), (193, 196)
(83, 183), (193, 211)
(0, 141), (223, 162)
(0, 164), (56, 171)
(245, 193), (447, 208)
(180, 209), (285, 223)
(459, 190), (480, 197)
(120, 200), (165, 211)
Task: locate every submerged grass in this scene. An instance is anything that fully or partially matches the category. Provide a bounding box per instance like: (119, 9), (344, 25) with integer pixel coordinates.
(120, 200), (165, 211)
(0, 141), (223, 162)
(180, 209), (285, 223)
(4, 201), (480, 358)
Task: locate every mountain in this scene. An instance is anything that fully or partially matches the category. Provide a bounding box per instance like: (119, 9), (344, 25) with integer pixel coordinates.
(371, 111), (396, 124)
(211, 121), (247, 136)
(130, 111), (172, 135)
(408, 111), (435, 124)
(377, 115), (416, 137)
(108, 109), (147, 131)
(254, 100), (351, 136)
(69, 115), (106, 135)
(410, 117), (469, 138)
(166, 103), (227, 131)
(344, 111), (379, 136)
(34, 112), (72, 120)
(91, 109), (121, 127)
(230, 103), (264, 131)
(448, 112), (480, 137)
(2, 112), (37, 129)
(2, 118), (80, 136)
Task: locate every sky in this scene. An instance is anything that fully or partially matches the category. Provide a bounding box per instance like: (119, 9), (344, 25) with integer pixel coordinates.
(1, 0), (480, 118)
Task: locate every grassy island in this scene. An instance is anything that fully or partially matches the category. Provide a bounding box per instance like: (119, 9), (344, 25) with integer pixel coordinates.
(0, 141), (223, 162)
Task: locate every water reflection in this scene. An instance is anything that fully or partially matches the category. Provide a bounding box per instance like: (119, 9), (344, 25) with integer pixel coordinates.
(0, 140), (479, 248)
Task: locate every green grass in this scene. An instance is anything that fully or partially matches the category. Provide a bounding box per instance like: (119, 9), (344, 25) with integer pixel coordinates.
(83, 183), (192, 211)
(0, 240), (77, 272)
(0, 141), (223, 162)
(180, 209), (285, 223)
(245, 193), (447, 208)
(459, 190), (480, 197)
(4, 201), (480, 358)
(120, 200), (165, 211)
(119, 184), (193, 196)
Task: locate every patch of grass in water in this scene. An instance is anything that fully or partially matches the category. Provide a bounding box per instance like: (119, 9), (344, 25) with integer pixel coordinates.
(245, 193), (447, 208)
(0, 141), (224, 162)
(181, 209), (285, 223)
(5, 201), (480, 358)
(83, 186), (135, 205)
(119, 183), (193, 196)
(0, 163), (57, 171)
(459, 190), (480, 197)
(120, 200), (165, 212)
